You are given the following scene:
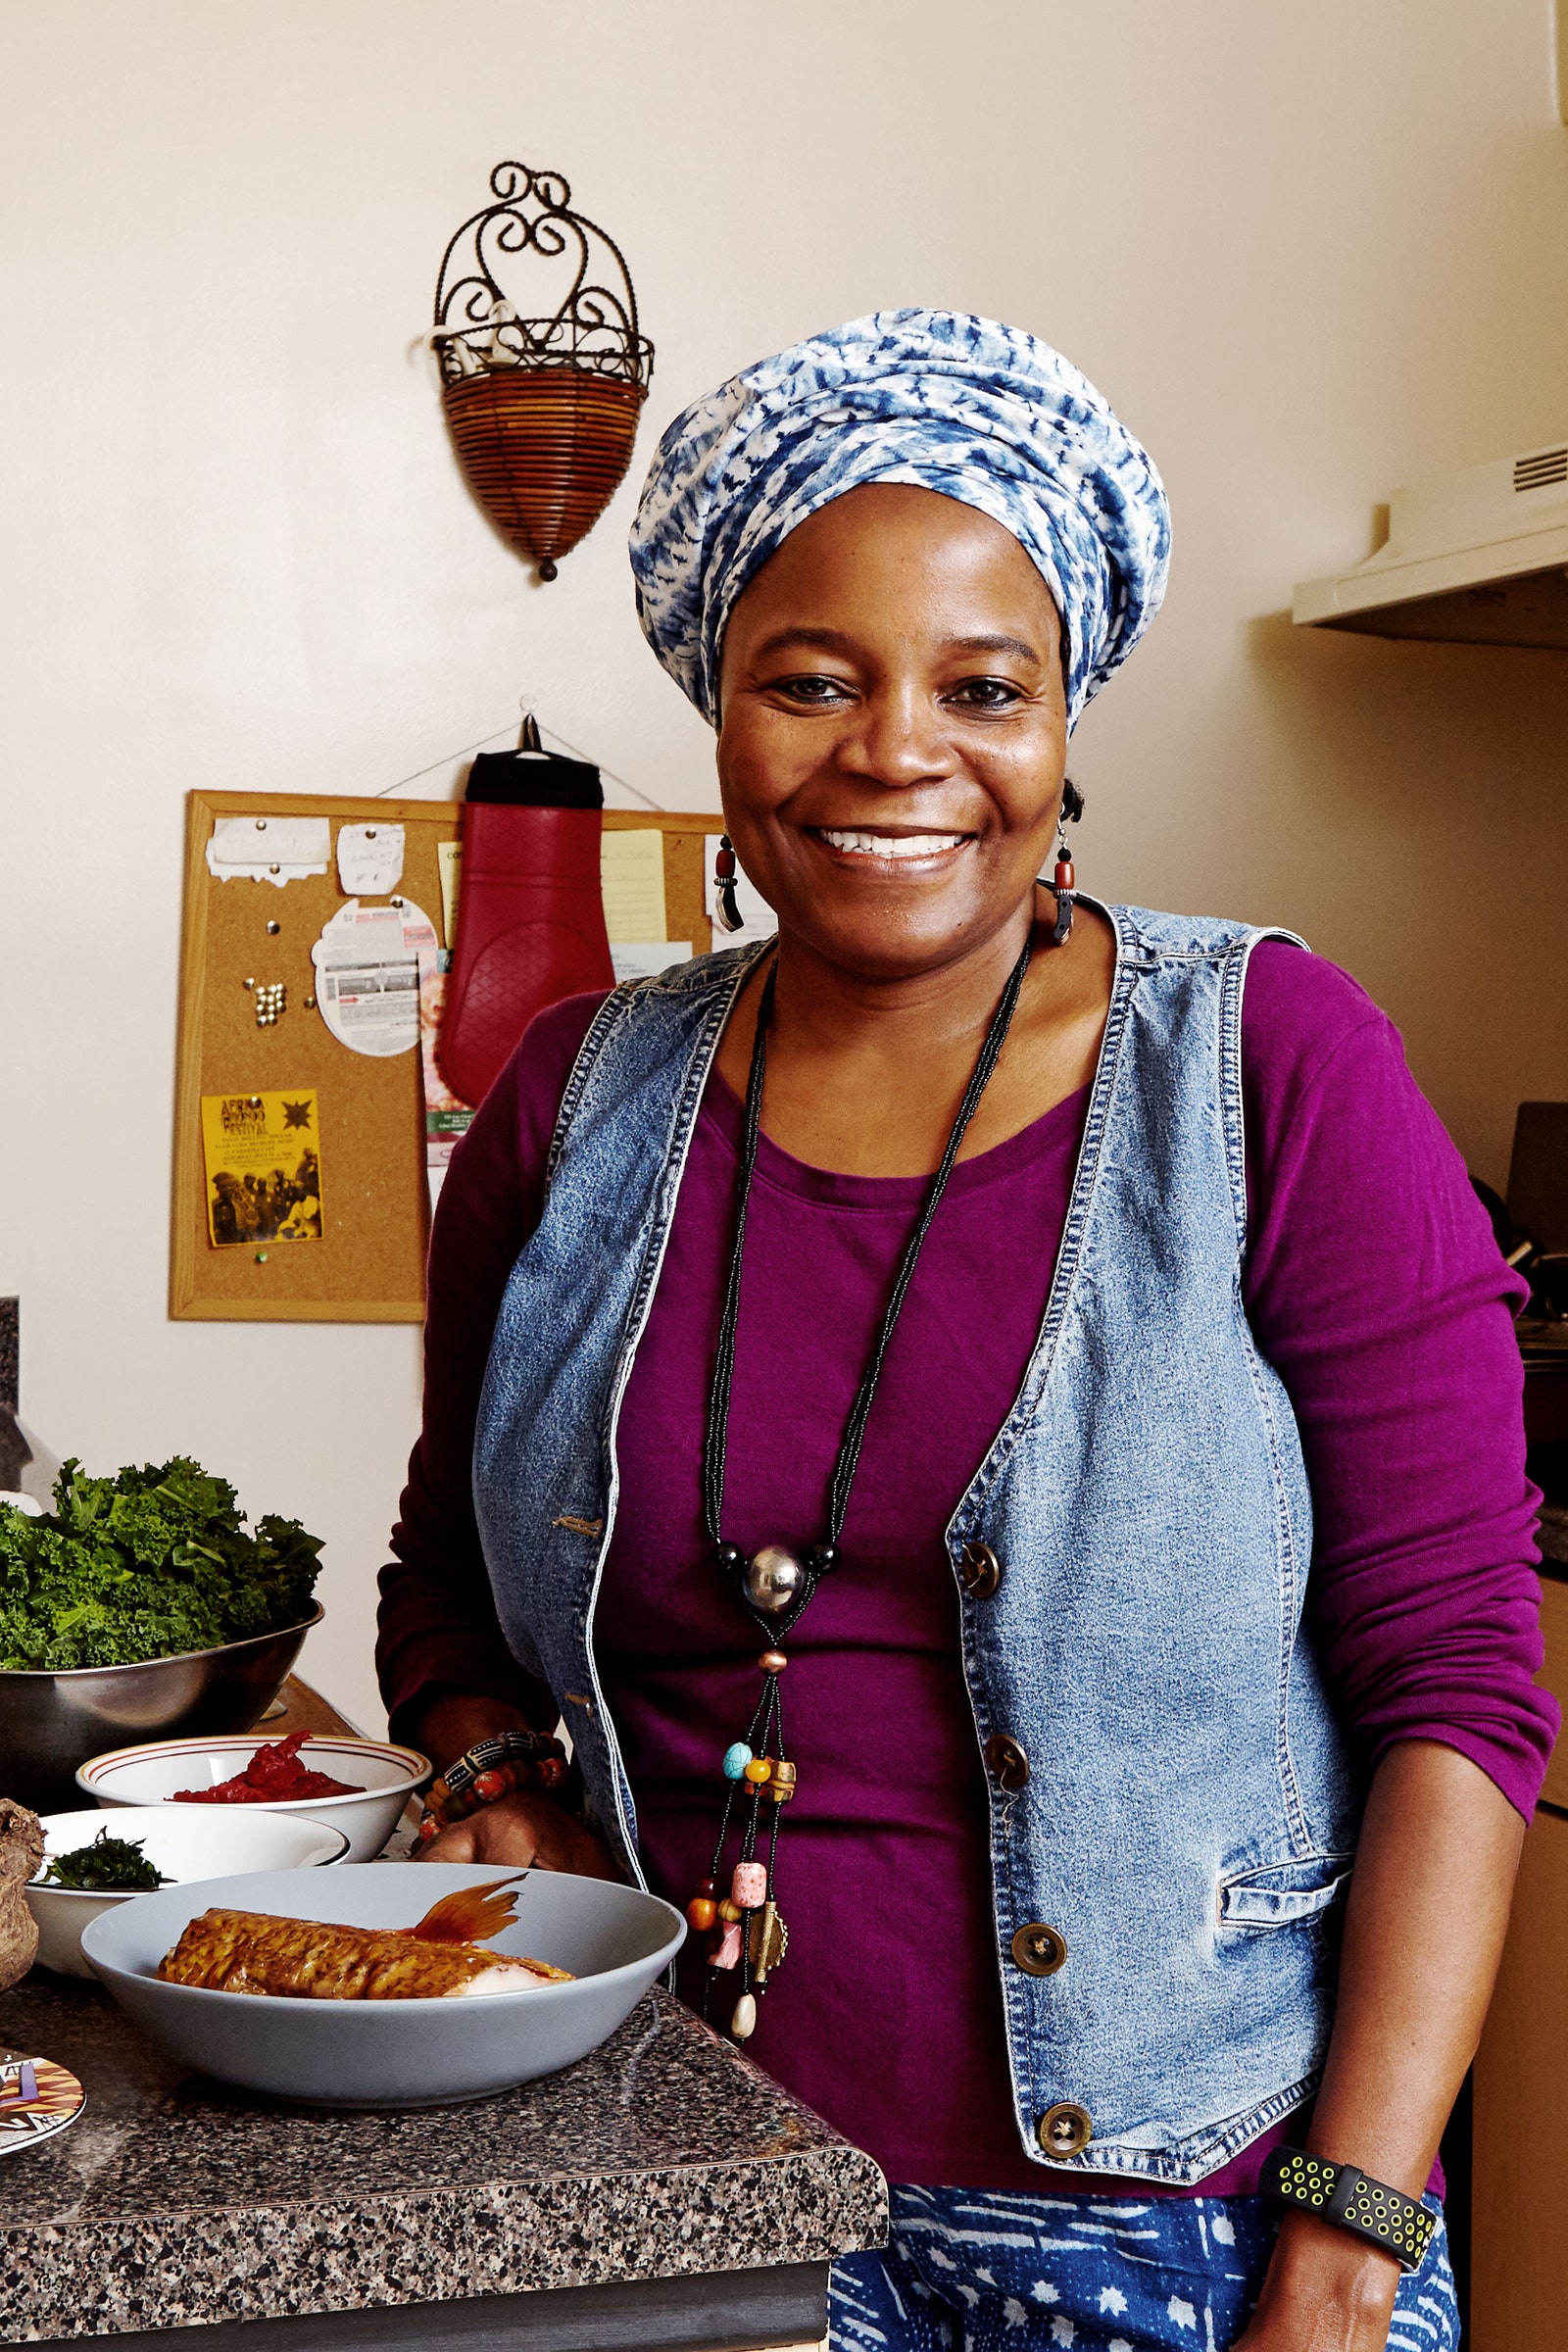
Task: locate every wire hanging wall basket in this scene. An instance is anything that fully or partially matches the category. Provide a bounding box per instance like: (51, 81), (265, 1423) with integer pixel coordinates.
(431, 163), (655, 581)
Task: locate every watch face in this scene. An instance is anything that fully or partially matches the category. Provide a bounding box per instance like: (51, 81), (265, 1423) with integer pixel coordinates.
(0, 2055), (85, 2156)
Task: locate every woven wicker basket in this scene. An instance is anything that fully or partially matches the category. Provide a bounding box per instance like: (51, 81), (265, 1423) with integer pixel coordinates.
(442, 368), (648, 577)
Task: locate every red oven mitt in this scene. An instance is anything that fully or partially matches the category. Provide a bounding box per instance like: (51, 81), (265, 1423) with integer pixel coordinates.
(439, 725), (615, 1108)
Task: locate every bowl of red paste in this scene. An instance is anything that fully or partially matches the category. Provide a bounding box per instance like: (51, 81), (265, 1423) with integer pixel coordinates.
(75, 1732), (431, 1862)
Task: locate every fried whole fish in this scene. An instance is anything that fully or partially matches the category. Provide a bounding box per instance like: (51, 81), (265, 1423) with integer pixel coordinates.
(157, 1877), (573, 2000)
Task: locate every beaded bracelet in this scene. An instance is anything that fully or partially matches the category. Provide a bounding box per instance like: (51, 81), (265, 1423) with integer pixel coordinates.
(417, 1730), (569, 1842)
(1263, 2148), (1437, 2274)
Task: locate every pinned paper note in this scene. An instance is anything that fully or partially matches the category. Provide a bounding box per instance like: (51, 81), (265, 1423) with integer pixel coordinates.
(705, 837), (776, 950)
(311, 900), (437, 1058)
(419, 941), (472, 1212)
(207, 816), (330, 888)
(336, 822), (405, 897)
(601, 831), (666, 942)
(200, 1091), (322, 1248)
(437, 840), (463, 948)
(612, 943), (693, 983)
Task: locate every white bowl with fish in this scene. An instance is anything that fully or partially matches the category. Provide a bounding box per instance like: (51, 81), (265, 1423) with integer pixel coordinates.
(80, 1862), (686, 2106)
(26, 1807), (349, 1979)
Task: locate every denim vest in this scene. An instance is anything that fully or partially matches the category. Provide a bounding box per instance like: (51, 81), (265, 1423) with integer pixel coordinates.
(473, 903), (1363, 2185)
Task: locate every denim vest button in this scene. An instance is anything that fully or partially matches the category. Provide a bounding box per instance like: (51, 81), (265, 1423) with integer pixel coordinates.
(1011, 1922), (1067, 1976)
(959, 1541), (1003, 1597)
(985, 1734), (1030, 1789)
(1038, 2101), (1093, 2156)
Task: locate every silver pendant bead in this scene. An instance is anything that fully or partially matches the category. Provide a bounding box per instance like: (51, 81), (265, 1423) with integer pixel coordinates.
(743, 1544), (807, 1616)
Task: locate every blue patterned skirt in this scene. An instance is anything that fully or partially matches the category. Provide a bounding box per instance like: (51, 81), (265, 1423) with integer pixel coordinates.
(830, 2185), (1457, 2352)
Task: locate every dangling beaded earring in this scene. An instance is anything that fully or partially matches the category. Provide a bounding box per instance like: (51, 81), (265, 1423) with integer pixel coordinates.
(713, 835), (745, 935)
(1046, 779), (1084, 948)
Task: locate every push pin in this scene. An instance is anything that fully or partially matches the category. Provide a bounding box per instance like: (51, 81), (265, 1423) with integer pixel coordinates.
(255, 982), (286, 1028)
(266, 920), (280, 936)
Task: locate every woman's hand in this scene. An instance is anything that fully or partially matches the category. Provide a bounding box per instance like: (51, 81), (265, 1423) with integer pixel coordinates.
(1232, 2214), (1399, 2351)
(404, 1689), (618, 1880)
(416, 1789), (620, 1881)
(1232, 1739), (1522, 2351)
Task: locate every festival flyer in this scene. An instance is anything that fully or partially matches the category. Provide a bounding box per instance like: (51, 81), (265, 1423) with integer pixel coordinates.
(200, 1090), (323, 1249)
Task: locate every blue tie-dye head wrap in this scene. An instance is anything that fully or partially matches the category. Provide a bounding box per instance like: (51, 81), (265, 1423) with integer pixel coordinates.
(629, 308), (1170, 734)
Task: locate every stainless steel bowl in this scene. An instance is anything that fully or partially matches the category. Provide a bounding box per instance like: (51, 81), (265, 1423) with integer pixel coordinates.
(0, 1603), (324, 1812)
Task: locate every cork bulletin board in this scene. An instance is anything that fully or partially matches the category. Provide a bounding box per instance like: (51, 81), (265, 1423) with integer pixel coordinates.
(171, 788), (716, 1323)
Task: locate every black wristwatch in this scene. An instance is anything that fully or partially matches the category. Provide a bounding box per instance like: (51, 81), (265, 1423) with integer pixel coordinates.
(1263, 2148), (1436, 2274)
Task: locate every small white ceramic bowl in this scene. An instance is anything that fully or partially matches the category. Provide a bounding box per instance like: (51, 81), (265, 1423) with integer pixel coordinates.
(26, 1806), (349, 1978)
(82, 1863), (686, 2106)
(76, 1735), (431, 1863)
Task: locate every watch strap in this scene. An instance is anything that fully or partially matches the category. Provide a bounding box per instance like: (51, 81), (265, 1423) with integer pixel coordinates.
(1263, 2147), (1437, 2274)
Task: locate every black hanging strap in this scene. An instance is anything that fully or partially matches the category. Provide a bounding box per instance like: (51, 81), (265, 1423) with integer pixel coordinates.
(702, 937), (1033, 1555)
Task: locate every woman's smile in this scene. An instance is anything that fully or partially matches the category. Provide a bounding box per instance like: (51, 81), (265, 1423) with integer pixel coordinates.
(807, 823), (974, 867)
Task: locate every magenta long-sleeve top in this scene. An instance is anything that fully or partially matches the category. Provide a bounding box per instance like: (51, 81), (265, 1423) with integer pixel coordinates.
(378, 941), (1556, 2195)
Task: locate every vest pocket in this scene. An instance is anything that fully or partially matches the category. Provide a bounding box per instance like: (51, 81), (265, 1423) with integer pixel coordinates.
(1218, 1852), (1353, 1928)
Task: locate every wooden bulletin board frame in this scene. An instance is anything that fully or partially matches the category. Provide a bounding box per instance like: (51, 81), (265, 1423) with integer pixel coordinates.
(171, 789), (717, 1324)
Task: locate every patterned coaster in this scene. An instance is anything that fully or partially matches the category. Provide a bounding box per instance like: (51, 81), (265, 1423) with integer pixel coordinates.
(0, 2054), (85, 2155)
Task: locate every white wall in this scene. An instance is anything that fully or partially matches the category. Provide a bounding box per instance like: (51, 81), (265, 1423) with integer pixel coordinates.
(3, 1), (1567, 1729)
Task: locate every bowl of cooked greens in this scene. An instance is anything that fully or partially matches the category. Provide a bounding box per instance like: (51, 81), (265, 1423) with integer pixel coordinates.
(26, 1809), (349, 1978)
(0, 1456), (325, 1813)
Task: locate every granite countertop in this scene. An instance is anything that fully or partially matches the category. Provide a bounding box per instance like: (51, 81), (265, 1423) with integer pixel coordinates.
(0, 1973), (886, 2344)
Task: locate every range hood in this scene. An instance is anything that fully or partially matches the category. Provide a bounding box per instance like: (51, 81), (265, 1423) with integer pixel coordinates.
(1294, 439), (1568, 649)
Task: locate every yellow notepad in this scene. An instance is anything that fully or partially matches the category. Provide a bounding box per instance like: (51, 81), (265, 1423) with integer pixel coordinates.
(599, 830), (666, 942)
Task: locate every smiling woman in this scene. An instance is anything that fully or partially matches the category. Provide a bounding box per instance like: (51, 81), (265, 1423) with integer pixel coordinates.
(376, 314), (1554, 2352)
(707, 484), (1102, 1176)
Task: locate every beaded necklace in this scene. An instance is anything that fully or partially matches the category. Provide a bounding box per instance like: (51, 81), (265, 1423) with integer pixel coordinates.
(691, 935), (1034, 2040)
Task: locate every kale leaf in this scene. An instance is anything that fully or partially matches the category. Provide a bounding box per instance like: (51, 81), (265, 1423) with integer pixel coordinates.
(38, 1827), (168, 1891)
(0, 1457), (323, 1670)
